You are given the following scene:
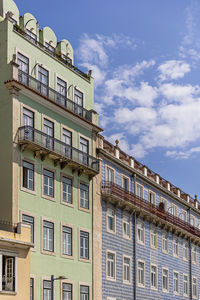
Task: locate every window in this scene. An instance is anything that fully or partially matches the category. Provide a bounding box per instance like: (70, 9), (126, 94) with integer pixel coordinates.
(107, 252), (115, 280)
(122, 176), (129, 191)
(162, 232), (168, 253)
(45, 42), (55, 54)
(80, 137), (89, 166)
(62, 283), (72, 300)
(172, 236), (179, 257)
(62, 226), (72, 256)
(137, 261), (145, 287)
(43, 221), (54, 252)
(192, 245), (197, 264)
(80, 285), (89, 300)
(25, 29), (37, 44)
(62, 128), (72, 158)
(62, 177), (72, 204)
(106, 167), (114, 183)
(183, 274), (189, 297)
(190, 215), (195, 227)
(30, 277), (34, 300)
(22, 214), (34, 243)
(80, 184), (89, 210)
(107, 208), (115, 233)
(43, 280), (52, 300)
(123, 257), (131, 283)
(43, 119), (54, 150)
(57, 78), (67, 106)
(149, 191), (156, 206)
(192, 277), (197, 298)
(74, 89), (83, 116)
(123, 214), (130, 238)
(150, 265), (157, 290)
(18, 53), (29, 85)
(0, 255), (16, 292)
(136, 184), (143, 198)
(160, 197), (167, 210)
(162, 268), (169, 292)
(43, 169), (54, 198)
(22, 161), (34, 191)
(180, 210), (187, 222)
(171, 204), (177, 217)
(23, 107), (34, 133)
(173, 271), (179, 295)
(150, 226), (157, 249)
(80, 231), (89, 260)
(38, 66), (49, 96)
(137, 220), (145, 244)
(183, 240), (188, 260)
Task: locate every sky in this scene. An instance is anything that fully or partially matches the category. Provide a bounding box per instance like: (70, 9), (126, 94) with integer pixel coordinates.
(15, 0), (200, 197)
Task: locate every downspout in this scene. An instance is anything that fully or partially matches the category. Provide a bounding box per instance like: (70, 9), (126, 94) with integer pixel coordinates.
(134, 173), (137, 300)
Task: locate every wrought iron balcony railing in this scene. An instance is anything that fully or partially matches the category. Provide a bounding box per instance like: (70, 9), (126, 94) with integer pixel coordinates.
(18, 126), (99, 174)
(13, 25), (90, 80)
(18, 70), (92, 122)
(102, 181), (200, 239)
(2, 275), (15, 292)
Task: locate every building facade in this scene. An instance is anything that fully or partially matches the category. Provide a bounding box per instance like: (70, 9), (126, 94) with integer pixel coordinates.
(0, 0), (101, 299)
(97, 136), (200, 300)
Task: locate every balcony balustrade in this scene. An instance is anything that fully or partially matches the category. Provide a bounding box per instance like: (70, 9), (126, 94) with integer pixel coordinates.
(18, 70), (92, 123)
(102, 181), (200, 240)
(18, 126), (99, 176)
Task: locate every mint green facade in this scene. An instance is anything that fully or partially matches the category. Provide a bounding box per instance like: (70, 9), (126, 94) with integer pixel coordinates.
(0, 0), (101, 299)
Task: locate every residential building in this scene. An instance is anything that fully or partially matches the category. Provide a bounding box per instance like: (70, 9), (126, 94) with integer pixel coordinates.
(0, 0), (101, 299)
(96, 136), (200, 300)
(0, 220), (32, 299)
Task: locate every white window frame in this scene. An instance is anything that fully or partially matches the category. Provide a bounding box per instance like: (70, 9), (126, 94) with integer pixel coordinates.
(137, 220), (145, 245)
(122, 214), (130, 239)
(137, 260), (145, 288)
(173, 271), (179, 295)
(123, 255), (131, 284)
(149, 190), (156, 206)
(172, 236), (179, 258)
(192, 277), (198, 299)
(106, 206), (116, 234)
(171, 204), (177, 217)
(150, 264), (158, 291)
(106, 250), (116, 281)
(162, 231), (168, 254)
(162, 267), (169, 293)
(183, 240), (189, 261)
(136, 183), (144, 198)
(150, 226), (157, 250)
(192, 245), (197, 264)
(190, 215), (195, 227)
(0, 253), (17, 293)
(183, 273), (189, 297)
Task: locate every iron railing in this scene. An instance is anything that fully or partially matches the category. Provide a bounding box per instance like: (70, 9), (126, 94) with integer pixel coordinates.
(18, 70), (92, 122)
(102, 181), (200, 239)
(18, 126), (99, 173)
(2, 275), (15, 292)
(13, 25), (90, 80)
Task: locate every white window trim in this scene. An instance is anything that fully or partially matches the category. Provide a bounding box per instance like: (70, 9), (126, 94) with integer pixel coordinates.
(137, 219), (145, 245)
(192, 276), (198, 299)
(173, 270), (179, 295)
(149, 190), (156, 206)
(136, 183), (144, 198)
(162, 231), (168, 254)
(183, 240), (189, 261)
(123, 255), (131, 285)
(150, 225), (157, 250)
(137, 259), (145, 288)
(106, 205), (116, 235)
(183, 273), (189, 298)
(172, 235), (179, 258)
(191, 245), (197, 265)
(150, 263), (158, 291)
(106, 250), (116, 282)
(122, 213), (131, 240)
(162, 267), (169, 293)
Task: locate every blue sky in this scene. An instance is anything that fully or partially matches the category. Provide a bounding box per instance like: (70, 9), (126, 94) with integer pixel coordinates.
(15, 0), (200, 196)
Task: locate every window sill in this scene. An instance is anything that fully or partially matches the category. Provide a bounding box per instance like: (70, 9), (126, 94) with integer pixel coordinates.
(21, 186), (37, 195)
(42, 195), (56, 202)
(41, 250), (56, 256)
(61, 200), (74, 208)
(61, 253), (74, 260)
(0, 291), (17, 295)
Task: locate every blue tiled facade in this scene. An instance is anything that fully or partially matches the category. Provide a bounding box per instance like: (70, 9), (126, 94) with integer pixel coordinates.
(101, 158), (200, 300)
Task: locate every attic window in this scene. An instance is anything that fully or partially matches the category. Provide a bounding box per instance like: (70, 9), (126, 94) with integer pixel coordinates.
(45, 42), (55, 54)
(25, 29), (37, 44)
(61, 54), (72, 65)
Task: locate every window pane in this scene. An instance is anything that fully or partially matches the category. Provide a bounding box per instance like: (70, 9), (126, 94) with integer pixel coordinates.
(22, 214), (34, 243)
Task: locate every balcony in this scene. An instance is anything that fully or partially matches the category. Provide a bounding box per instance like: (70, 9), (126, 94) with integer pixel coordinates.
(13, 25), (90, 80)
(102, 182), (200, 241)
(18, 70), (92, 123)
(18, 126), (99, 177)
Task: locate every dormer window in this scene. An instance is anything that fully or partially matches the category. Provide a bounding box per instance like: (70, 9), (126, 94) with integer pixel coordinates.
(45, 42), (55, 54)
(25, 29), (37, 44)
(61, 53), (72, 65)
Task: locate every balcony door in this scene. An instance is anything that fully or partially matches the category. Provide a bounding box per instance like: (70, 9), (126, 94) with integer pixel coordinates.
(17, 53), (29, 85)
(74, 89), (83, 116)
(38, 66), (49, 97)
(62, 128), (72, 159)
(80, 137), (89, 166)
(43, 119), (54, 150)
(57, 78), (67, 107)
(23, 107), (34, 141)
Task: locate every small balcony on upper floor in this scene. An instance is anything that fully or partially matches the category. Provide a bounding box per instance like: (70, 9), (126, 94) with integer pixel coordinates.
(102, 181), (200, 243)
(17, 126), (100, 177)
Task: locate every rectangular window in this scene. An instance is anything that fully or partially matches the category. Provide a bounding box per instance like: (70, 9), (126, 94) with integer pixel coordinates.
(38, 66), (49, 96)
(122, 176), (129, 191)
(123, 257), (131, 283)
(25, 29), (37, 44)
(149, 191), (156, 206)
(30, 278), (34, 300)
(43, 119), (54, 150)
(150, 226), (157, 249)
(137, 220), (145, 244)
(62, 128), (72, 158)
(22, 161), (34, 191)
(45, 42), (55, 54)
(18, 53), (29, 85)
(62, 177), (72, 204)
(1, 255), (15, 292)
(62, 283), (72, 300)
(150, 265), (157, 290)
(171, 204), (177, 217)
(136, 184), (143, 198)
(173, 272), (179, 294)
(23, 107), (34, 127)
(183, 240), (188, 260)
(162, 268), (169, 292)
(180, 210), (187, 222)
(123, 215), (130, 238)
(80, 285), (89, 300)
(172, 236), (179, 257)
(57, 78), (67, 107)
(192, 277), (197, 298)
(192, 245), (197, 264)
(80, 137), (89, 166)
(43, 169), (54, 198)
(43, 280), (52, 300)
(43, 221), (54, 252)
(162, 232), (168, 253)
(190, 215), (195, 227)
(80, 183), (89, 210)
(160, 197), (167, 210)
(106, 167), (114, 183)
(80, 231), (89, 260)
(137, 261), (145, 287)
(183, 274), (189, 297)
(107, 208), (115, 233)
(22, 214), (34, 243)
(74, 89), (83, 116)
(107, 252), (115, 280)
(62, 226), (72, 256)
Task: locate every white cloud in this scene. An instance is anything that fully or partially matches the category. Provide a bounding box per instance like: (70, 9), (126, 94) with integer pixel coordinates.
(159, 83), (200, 103)
(166, 147), (200, 159)
(158, 60), (191, 81)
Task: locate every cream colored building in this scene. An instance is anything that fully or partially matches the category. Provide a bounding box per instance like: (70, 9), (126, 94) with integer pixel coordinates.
(0, 222), (32, 300)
